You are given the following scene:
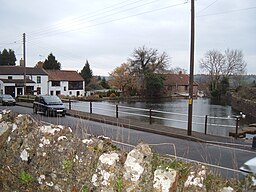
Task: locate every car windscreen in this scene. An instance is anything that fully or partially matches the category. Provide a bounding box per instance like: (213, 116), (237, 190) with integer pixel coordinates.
(3, 95), (13, 99)
(43, 96), (63, 105)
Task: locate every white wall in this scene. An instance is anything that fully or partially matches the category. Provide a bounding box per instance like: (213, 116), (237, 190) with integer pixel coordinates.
(48, 81), (85, 96)
(0, 81), (3, 94)
(31, 75), (48, 95)
(0, 75), (25, 79)
(0, 74), (85, 97)
(48, 81), (68, 96)
(0, 74), (48, 96)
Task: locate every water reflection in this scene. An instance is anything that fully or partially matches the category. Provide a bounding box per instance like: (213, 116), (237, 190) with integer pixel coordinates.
(66, 98), (255, 137)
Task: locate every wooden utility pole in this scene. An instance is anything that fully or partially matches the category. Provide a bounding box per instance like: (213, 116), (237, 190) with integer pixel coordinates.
(187, 0), (195, 136)
(23, 33), (26, 95)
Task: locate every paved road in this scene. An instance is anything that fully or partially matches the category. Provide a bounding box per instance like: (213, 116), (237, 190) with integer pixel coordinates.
(1, 104), (256, 179)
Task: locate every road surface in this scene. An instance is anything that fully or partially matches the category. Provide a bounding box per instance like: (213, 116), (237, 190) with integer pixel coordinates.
(1, 104), (255, 179)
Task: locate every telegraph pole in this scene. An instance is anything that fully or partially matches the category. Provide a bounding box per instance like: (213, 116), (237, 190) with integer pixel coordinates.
(187, 0), (195, 136)
(23, 33), (26, 95)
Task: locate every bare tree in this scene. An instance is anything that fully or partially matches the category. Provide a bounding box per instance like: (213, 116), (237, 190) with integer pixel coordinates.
(128, 46), (169, 74)
(127, 46), (170, 96)
(200, 49), (225, 90)
(169, 67), (187, 74)
(200, 49), (247, 96)
(223, 49), (247, 77)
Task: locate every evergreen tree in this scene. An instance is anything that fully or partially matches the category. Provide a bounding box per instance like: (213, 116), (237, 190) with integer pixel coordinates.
(220, 77), (230, 95)
(100, 77), (110, 89)
(145, 72), (165, 98)
(80, 60), (93, 86)
(9, 49), (16, 65)
(43, 53), (61, 70)
(0, 48), (16, 66)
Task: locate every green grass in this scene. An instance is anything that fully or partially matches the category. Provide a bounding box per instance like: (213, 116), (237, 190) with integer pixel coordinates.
(19, 170), (33, 184)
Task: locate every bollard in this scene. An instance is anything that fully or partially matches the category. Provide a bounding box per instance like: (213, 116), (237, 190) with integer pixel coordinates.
(90, 101), (92, 114)
(69, 99), (71, 110)
(252, 136), (256, 149)
(149, 108), (152, 124)
(204, 115), (208, 135)
(116, 104), (118, 118)
(235, 117), (239, 139)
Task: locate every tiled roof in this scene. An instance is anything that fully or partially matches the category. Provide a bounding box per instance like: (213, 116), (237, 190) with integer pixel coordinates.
(0, 66), (47, 75)
(164, 74), (198, 86)
(46, 70), (84, 81)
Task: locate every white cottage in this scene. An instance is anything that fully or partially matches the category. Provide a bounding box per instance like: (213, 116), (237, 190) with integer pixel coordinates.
(46, 70), (85, 96)
(0, 66), (48, 97)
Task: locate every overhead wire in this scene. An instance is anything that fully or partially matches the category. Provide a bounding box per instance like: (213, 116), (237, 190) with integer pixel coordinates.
(3, 0), (255, 68)
(27, 0), (164, 39)
(0, 40), (22, 48)
(0, 41), (23, 60)
(197, 0), (218, 14)
(25, 0), (188, 67)
(26, 39), (85, 64)
(27, 1), (188, 41)
(28, 0), (147, 36)
(197, 6), (256, 17)
(2, 0), (156, 45)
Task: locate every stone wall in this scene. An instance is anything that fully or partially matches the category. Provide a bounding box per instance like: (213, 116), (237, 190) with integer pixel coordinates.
(0, 110), (255, 191)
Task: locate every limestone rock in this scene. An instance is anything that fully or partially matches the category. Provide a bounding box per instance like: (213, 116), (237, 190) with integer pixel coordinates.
(153, 168), (178, 192)
(123, 143), (153, 191)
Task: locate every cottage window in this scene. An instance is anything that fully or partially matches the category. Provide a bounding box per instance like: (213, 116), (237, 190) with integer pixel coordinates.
(37, 87), (41, 94)
(68, 81), (83, 90)
(64, 86), (66, 91)
(37, 76), (41, 83)
(52, 81), (60, 86)
(8, 76), (12, 79)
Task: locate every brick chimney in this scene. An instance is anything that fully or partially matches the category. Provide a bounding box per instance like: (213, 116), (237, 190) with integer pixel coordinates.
(36, 61), (44, 68)
(20, 58), (24, 67)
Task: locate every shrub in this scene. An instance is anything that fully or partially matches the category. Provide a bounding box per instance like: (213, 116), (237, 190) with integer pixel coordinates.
(109, 93), (116, 98)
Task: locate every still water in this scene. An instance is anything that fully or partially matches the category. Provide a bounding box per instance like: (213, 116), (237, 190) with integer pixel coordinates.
(67, 98), (255, 137)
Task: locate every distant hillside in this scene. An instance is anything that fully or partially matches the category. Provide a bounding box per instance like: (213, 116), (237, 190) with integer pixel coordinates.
(194, 74), (256, 88)
(234, 86), (256, 101)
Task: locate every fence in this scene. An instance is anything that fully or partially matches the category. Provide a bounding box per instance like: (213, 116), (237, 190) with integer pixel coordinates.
(66, 100), (240, 137)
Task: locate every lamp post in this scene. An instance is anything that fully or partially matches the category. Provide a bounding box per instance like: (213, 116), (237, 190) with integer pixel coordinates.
(235, 112), (246, 139)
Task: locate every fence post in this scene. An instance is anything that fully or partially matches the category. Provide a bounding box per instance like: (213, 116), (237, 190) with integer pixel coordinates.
(90, 101), (92, 114)
(116, 104), (118, 118)
(149, 108), (152, 124)
(204, 115), (208, 135)
(235, 117), (239, 139)
(69, 99), (71, 110)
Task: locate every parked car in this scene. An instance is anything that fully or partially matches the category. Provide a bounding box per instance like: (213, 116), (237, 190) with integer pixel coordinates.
(240, 157), (256, 175)
(240, 157), (256, 185)
(0, 94), (16, 106)
(33, 95), (66, 117)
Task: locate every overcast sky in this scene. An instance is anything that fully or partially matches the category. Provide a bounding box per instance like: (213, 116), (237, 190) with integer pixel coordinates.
(0, 0), (255, 75)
